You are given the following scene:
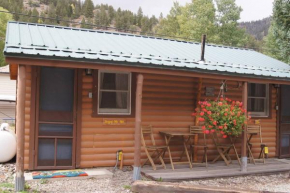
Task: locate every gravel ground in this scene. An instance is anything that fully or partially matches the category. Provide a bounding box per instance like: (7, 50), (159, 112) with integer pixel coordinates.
(1, 162), (290, 192)
(26, 167), (135, 193)
(181, 172), (290, 192)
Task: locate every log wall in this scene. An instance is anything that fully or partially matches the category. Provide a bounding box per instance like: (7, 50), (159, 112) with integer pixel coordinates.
(79, 72), (278, 168)
(22, 69), (278, 169)
(24, 66), (31, 170)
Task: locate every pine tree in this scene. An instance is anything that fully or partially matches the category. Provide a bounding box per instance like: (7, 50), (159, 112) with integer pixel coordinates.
(137, 7), (143, 27)
(30, 8), (39, 23)
(87, 18), (94, 29)
(270, 0), (290, 63)
(100, 6), (109, 26)
(108, 5), (115, 23)
(94, 10), (101, 27)
(84, 0), (94, 18)
(80, 17), (86, 28)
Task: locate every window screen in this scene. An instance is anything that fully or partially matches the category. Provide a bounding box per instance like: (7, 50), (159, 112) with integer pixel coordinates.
(247, 83), (269, 117)
(98, 71), (131, 114)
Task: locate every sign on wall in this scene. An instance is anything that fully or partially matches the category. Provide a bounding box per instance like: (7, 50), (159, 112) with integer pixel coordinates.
(103, 118), (127, 125)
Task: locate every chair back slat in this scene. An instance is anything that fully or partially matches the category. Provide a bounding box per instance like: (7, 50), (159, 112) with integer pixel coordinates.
(141, 125), (156, 146)
(247, 124), (263, 144)
(189, 126), (207, 145)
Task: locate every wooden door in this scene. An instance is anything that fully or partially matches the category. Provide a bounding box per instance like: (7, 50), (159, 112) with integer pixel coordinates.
(35, 67), (77, 169)
(280, 85), (290, 158)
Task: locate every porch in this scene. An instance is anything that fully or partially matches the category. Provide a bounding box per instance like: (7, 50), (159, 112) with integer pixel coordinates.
(141, 158), (290, 181)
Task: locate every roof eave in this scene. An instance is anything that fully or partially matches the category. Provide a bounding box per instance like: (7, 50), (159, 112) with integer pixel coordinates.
(5, 53), (290, 84)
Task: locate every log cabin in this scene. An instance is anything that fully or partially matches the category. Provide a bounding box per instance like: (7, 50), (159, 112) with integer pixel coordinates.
(4, 22), (290, 187)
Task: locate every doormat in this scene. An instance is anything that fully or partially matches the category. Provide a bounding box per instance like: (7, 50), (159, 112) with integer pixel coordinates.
(32, 170), (88, 179)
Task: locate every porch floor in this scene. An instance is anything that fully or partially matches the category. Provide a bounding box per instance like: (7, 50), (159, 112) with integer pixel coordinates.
(141, 158), (290, 182)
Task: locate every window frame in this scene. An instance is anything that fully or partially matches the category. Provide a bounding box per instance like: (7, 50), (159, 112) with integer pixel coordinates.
(247, 83), (270, 118)
(97, 70), (132, 115)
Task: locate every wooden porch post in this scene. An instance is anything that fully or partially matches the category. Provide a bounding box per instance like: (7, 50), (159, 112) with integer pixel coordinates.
(133, 74), (144, 181)
(15, 65), (26, 191)
(194, 78), (203, 161)
(241, 81), (248, 172)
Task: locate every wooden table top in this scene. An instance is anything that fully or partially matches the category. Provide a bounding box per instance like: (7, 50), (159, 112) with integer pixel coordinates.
(159, 131), (197, 137)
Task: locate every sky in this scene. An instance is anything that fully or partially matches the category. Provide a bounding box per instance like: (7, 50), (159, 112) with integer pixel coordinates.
(92, 0), (274, 22)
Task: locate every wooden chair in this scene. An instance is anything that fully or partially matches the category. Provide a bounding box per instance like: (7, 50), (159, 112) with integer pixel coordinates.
(141, 125), (167, 170)
(189, 126), (208, 168)
(247, 124), (266, 164)
(211, 132), (241, 166)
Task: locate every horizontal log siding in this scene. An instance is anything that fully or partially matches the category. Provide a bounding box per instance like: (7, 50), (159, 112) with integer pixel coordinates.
(24, 66), (31, 170)
(197, 79), (277, 160)
(79, 73), (277, 168)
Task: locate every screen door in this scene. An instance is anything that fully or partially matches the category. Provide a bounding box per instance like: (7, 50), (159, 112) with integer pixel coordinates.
(35, 67), (76, 169)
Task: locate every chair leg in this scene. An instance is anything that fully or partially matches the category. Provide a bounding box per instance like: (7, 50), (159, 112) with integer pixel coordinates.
(190, 145), (193, 163)
(217, 148), (230, 166)
(225, 147), (232, 163)
(158, 149), (167, 169)
(233, 145), (241, 166)
(247, 143), (255, 165)
(183, 139), (192, 169)
(144, 148), (157, 170)
(205, 147), (208, 169)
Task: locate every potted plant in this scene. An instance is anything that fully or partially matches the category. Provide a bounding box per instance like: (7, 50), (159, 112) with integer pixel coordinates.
(192, 98), (250, 138)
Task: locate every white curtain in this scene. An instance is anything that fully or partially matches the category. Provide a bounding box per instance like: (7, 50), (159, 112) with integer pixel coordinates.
(253, 84), (265, 112)
(115, 74), (128, 109)
(99, 73), (105, 106)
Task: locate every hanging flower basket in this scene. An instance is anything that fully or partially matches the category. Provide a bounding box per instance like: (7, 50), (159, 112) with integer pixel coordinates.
(192, 98), (250, 138)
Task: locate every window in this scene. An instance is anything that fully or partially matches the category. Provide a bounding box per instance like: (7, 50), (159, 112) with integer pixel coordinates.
(247, 83), (270, 117)
(98, 71), (131, 115)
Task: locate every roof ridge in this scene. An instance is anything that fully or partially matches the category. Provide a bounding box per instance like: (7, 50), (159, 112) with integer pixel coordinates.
(8, 21), (254, 51)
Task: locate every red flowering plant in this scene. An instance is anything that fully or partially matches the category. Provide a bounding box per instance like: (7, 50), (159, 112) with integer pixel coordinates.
(192, 98), (250, 138)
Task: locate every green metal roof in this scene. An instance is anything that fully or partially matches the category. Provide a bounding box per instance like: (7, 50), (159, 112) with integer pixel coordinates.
(4, 21), (290, 80)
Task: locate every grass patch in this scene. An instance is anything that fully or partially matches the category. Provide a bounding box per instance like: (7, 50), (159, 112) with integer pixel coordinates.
(123, 185), (131, 190)
(40, 178), (48, 184)
(0, 182), (14, 188)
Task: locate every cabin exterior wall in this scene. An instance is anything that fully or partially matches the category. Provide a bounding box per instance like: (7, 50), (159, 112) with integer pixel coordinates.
(23, 67), (278, 169)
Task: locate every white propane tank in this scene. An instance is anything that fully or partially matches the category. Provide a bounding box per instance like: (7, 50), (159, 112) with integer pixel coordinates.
(0, 123), (16, 163)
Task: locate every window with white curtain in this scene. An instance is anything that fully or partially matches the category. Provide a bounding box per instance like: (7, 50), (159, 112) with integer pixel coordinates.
(247, 83), (269, 117)
(98, 71), (131, 114)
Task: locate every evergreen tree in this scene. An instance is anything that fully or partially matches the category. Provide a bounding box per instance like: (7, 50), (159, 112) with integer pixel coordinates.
(270, 0), (290, 63)
(39, 12), (45, 23)
(80, 17), (86, 28)
(100, 6), (109, 26)
(263, 25), (283, 60)
(30, 8), (39, 23)
(46, 3), (57, 24)
(108, 5), (115, 23)
(0, 7), (13, 67)
(84, 0), (94, 18)
(137, 7), (143, 27)
(115, 8), (122, 30)
(94, 10), (101, 27)
(86, 18), (93, 29)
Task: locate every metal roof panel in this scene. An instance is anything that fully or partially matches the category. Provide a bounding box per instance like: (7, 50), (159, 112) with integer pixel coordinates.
(4, 22), (290, 80)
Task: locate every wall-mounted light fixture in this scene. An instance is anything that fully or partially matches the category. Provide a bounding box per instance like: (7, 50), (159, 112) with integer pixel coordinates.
(85, 69), (92, 75)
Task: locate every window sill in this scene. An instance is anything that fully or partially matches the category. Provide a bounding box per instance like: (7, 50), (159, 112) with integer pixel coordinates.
(92, 112), (135, 118)
(250, 115), (271, 119)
